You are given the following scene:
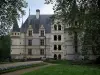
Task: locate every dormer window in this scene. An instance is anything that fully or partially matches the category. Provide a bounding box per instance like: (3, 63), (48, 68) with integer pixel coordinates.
(28, 30), (32, 36)
(41, 30), (44, 36)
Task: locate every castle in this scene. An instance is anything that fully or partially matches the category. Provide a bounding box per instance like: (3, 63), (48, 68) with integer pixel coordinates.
(10, 9), (85, 60)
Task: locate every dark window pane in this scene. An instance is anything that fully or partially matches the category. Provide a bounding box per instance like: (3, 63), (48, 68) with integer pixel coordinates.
(54, 45), (57, 50)
(41, 30), (44, 36)
(28, 40), (32, 46)
(58, 35), (61, 41)
(54, 35), (57, 41)
(54, 25), (57, 30)
(40, 39), (44, 46)
(58, 25), (61, 30)
(58, 45), (61, 50)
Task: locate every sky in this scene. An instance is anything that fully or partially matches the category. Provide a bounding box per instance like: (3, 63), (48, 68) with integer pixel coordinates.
(18, 0), (54, 27)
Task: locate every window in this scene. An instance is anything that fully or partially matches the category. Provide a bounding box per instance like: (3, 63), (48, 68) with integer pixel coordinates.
(28, 49), (32, 55)
(40, 49), (44, 55)
(58, 35), (61, 41)
(41, 30), (44, 36)
(54, 35), (57, 41)
(58, 25), (61, 30)
(58, 54), (61, 59)
(54, 45), (57, 50)
(58, 45), (61, 50)
(40, 39), (44, 46)
(28, 40), (32, 46)
(28, 30), (32, 36)
(54, 25), (57, 30)
(54, 54), (57, 60)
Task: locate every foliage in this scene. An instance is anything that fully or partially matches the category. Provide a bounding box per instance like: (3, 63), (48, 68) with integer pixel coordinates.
(0, 0), (27, 35)
(45, 0), (100, 56)
(0, 35), (11, 61)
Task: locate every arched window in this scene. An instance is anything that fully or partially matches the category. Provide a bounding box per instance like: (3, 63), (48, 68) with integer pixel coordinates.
(58, 25), (61, 30)
(58, 54), (61, 59)
(54, 54), (57, 60)
(54, 25), (57, 30)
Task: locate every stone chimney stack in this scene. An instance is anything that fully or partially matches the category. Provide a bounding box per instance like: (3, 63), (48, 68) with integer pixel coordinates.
(36, 9), (40, 19)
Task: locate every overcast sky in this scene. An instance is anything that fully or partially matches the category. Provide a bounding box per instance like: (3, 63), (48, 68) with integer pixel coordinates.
(18, 0), (54, 27)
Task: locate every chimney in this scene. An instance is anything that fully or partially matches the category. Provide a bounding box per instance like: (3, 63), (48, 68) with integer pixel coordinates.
(36, 9), (40, 19)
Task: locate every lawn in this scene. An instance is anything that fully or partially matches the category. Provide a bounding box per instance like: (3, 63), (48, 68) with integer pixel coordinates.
(22, 60), (100, 75)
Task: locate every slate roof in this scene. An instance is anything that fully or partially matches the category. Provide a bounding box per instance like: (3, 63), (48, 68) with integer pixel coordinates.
(12, 19), (20, 32)
(20, 15), (52, 33)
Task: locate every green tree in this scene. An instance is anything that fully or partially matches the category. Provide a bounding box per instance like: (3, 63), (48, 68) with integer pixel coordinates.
(0, 0), (27, 35)
(0, 35), (11, 61)
(45, 0), (100, 57)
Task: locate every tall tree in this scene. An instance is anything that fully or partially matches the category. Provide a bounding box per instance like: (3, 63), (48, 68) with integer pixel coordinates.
(0, 0), (27, 35)
(0, 35), (11, 61)
(45, 0), (100, 57)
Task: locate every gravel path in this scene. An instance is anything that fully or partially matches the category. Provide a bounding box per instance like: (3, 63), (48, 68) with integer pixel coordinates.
(1, 63), (56, 75)
(0, 61), (42, 69)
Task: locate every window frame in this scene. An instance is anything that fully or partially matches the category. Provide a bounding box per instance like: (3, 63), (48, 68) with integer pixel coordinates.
(28, 49), (32, 55)
(54, 25), (57, 30)
(40, 39), (44, 46)
(54, 45), (57, 50)
(58, 45), (61, 50)
(58, 25), (61, 30)
(41, 30), (44, 36)
(40, 49), (44, 55)
(28, 40), (32, 46)
(28, 30), (32, 36)
(54, 35), (57, 41)
(58, 35), (61, 41)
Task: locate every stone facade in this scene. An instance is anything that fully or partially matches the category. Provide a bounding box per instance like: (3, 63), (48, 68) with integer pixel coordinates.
(11, 9), (84, 60)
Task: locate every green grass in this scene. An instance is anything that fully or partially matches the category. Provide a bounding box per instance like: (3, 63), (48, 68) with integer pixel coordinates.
(22, 60), (100, 75)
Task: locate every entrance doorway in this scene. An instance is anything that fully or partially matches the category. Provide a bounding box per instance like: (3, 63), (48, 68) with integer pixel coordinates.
(58, 54), (61, 59)
(54, 54), (57, 60)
